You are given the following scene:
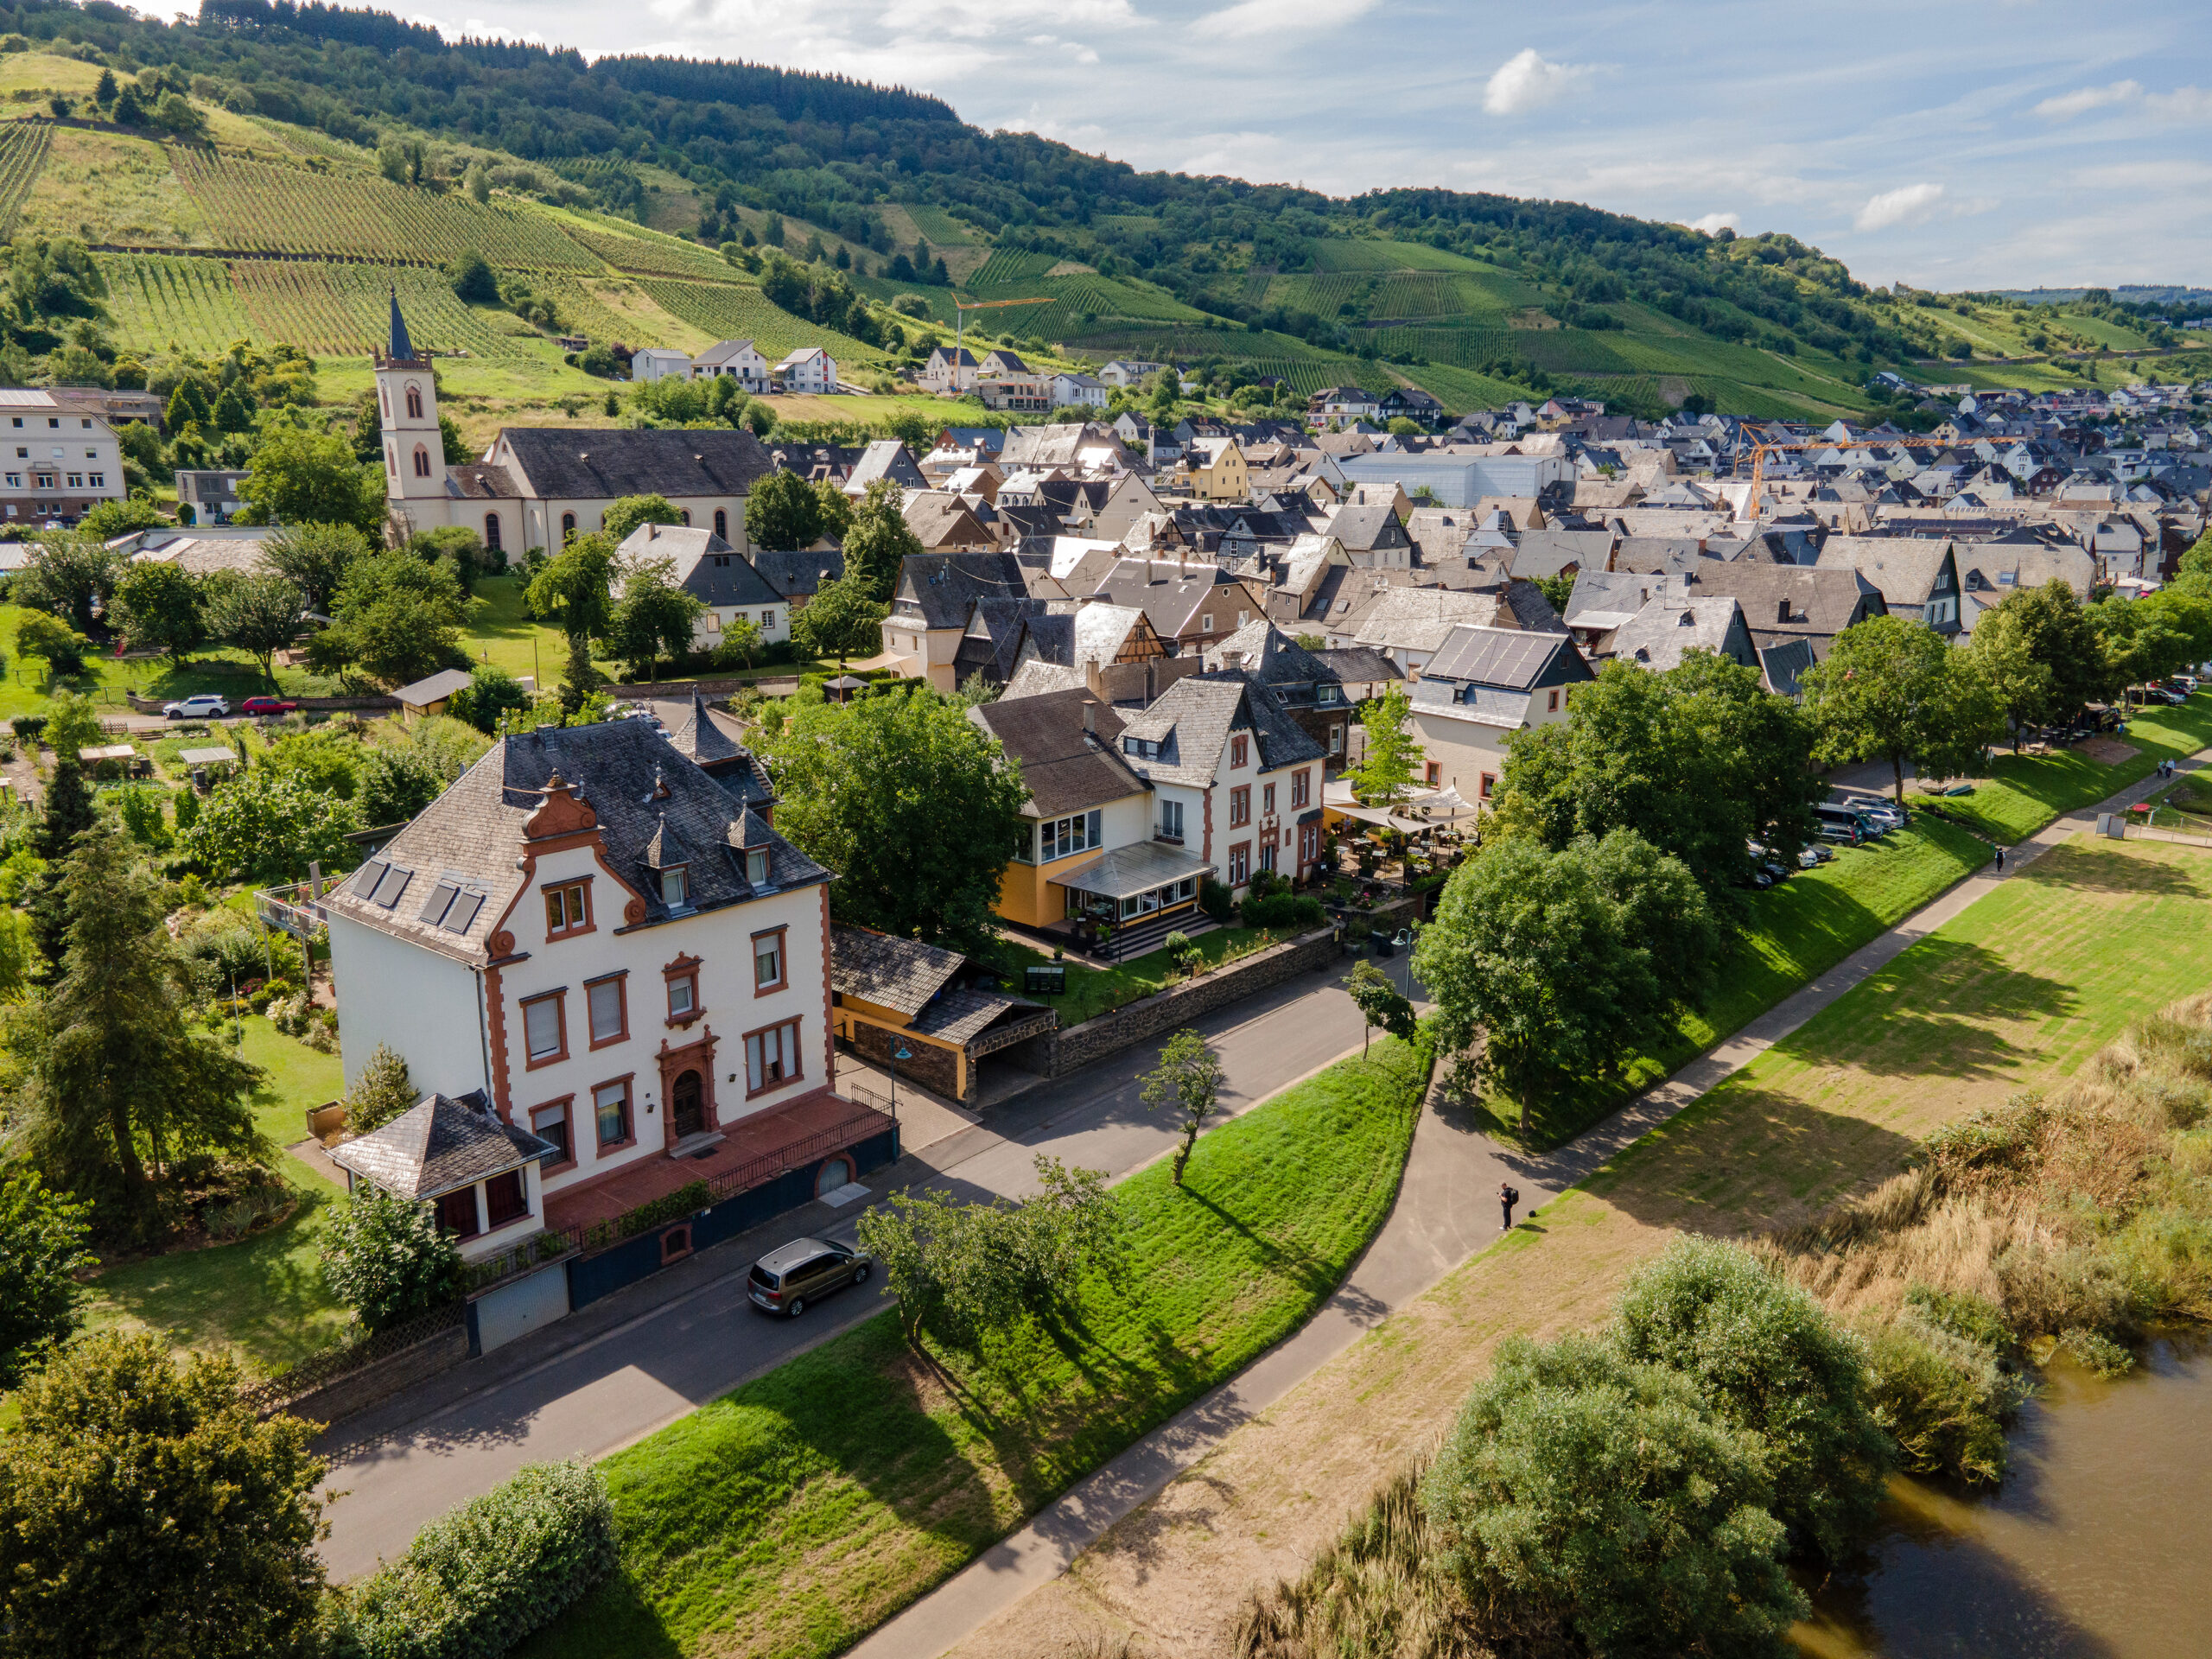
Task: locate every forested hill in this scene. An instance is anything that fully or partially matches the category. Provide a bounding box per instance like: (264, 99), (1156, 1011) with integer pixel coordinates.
(0, 0), (2200, 422)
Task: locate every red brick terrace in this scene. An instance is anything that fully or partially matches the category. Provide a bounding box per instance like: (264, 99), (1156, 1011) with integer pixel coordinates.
(542, 1086), (893, 1235)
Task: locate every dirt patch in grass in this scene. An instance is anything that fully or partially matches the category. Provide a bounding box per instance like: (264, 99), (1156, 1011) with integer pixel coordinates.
(942, 838), (2212, 1659)
(2082, 737), (2139, 764)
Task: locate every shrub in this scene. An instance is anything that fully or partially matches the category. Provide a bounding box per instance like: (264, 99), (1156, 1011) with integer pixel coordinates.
(1240, 891), (1324, 930)
(344, 1043), (419, 1135)
(1198, 874), (1236, 924)
(177, 906), (266, 985)
(1859, 1316), (2029, 1484)
(335, 1461), (619, 1659)
(1423, 1332), (1805, 1655)
(1611, 1235), (1893, 1560)
(318, 1185), (462, 1332)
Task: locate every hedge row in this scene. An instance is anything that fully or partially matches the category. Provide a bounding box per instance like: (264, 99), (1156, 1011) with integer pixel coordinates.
(333, 1462), (617, 1659)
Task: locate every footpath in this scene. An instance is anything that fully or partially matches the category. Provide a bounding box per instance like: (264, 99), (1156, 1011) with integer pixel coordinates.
(854, 753), (2205, 1659)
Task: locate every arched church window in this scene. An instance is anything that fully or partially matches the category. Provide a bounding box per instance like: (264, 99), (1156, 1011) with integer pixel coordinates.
(412, 445), (431, 479)
(405, 385), (423, 421)
(561, 512), (576, 543)
(713, 509), (727, 539)
(485, 513), (502, 552)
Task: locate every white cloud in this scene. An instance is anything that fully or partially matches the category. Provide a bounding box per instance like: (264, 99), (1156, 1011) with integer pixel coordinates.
(1688, 211), (1739, 235)
(1482, 48), (1592, 116)
(1200, 0), (1382, 41)
(1855, 181), (1947, 231)
(2034, 79), (2211, 121)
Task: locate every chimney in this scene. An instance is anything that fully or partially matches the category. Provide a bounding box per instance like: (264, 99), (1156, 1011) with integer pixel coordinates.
(1777, 599), (1792, 625)
(1081, 698), (1097, 736)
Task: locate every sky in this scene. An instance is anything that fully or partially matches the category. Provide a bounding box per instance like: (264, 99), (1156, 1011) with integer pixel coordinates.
(163, 0), (2212, 292)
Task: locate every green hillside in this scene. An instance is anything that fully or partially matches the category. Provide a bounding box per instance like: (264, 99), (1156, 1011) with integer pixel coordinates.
(0, 0), (2200, 429)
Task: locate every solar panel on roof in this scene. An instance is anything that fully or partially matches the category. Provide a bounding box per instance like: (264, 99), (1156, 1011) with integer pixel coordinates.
(442, 892), (484, 935)
(372, 866), (412, 908)
(417, 880), (459, 926)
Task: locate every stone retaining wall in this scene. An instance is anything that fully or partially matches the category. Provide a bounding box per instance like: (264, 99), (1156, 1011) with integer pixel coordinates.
(1048, 925), (1340, 1077)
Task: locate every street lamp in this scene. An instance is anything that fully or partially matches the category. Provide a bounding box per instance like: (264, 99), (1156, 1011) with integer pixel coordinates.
(1392, 928), (1414, 999)
(891, 1043), (912, 1116)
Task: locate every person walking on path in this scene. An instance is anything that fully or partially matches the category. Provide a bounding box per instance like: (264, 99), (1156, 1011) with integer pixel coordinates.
(1994, 845), (2005, 874)
(1497, 1181), (1519, 1231)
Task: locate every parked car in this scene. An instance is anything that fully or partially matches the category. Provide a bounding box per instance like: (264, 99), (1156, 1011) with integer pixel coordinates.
(238, 696), (297, 716)
(1815, 803), (1876, 842)
(1797, 845), (1830, 868)
(162, 694), (230, 720)
(747, 1236), (872, 1319)
(1840, 797), (1904, 830)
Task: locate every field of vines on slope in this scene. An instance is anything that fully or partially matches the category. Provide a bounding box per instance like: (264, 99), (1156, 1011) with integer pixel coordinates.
(98, 253), (254, 356)
(554, 213), (735, 280)
(0, 119), (48, 237)
(169, 151), (597, 270)
(633, 277), (890, 364)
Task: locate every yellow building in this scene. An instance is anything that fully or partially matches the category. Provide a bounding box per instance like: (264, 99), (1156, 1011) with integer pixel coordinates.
(1180, 435), (1250, 501)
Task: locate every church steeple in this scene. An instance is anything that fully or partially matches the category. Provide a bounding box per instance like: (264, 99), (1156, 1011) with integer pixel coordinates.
(387, 286), (415, 363)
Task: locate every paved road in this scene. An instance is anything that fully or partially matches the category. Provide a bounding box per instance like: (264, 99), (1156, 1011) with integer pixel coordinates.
(856, 751), (2207, 1659)
(316, 951), (1369, 1578)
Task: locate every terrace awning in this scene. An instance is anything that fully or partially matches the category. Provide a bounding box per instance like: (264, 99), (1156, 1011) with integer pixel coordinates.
(1054, 841), (1211, 900)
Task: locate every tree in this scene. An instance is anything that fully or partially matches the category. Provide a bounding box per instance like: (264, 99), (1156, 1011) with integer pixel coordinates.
(311, 550), (466, 688)
(262, 520), (370, 613)
(600, 493), (682, 542)
(236, 422), (381, 534)
(76, 496), (169, 539)
(556, 632), (603, 720)
(744, 468), (842, 551)
(181, 769), (360, 886)
(855, 1154), (1121, 1346)
(524, 531), (616, 643)
(204, 570), (303, 683)
(1612, 1236), (1894, 1560)
(358, 744), (448, 826)
(1799, 616), (2002, 803)
(448, 249), (499, 304)
(755, 689), (1027, 952)
(1352, 684), (1420, 807)
(1423, 1332), (1804, 1656)
(603, 554), (706, 679)
(26, 751), (96, 969)
(14, 611), (86, 678)
(41, 690), (103, 760)
(1413, 830), (1710, 1140)
(790, 571), (887, 660)
(0, 1169), (94, 1388)
(712, 615), (766, 671)
(1345, 957), (1414, 1057)
(448, 662), (533, 734)
(1967, 602), (2056, 750)
(15, 537), (126, 635)
(463, 162), (490, 205)
(10, 820), (264, 1233)
(842, 477), (923, 601)
(341, 1042), (418, 1135)
(1492, 652), (1822, 906)
(1139, 1027), (1224, 1186)
(1974, 580), (2110, 734)
(319, 1185), (462, 1332)
(0, 1332), (329, 1659)
(209, 382), (254, 435)
(111, 559), (207, 664)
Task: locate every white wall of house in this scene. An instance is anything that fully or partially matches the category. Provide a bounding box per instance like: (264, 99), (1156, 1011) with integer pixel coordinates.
(695, 601), (788, 650)
(329, 912), (490, 1098)
(776, 351), (839, 393)
(631, 349), (692, 383)
(1408, 705), (1518, 803)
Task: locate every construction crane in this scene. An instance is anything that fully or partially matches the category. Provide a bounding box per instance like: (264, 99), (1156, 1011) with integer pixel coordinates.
(1736, 433), (1961, 518)
(951, 294), (1052, 361)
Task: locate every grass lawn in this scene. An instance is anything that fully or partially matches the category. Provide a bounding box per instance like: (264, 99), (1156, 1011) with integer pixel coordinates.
(1923, 691), (2212, 844)
(995, 925), (1269, 1027)
(519, 1034), (1434, 1659)
(1485, 812), (1993, 1151)
(74, 1014), (350, 1376)
(995, 836), (2212, 1651)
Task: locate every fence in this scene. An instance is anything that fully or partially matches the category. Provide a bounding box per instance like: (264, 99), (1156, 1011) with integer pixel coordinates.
(240, 1300), (464, 1419)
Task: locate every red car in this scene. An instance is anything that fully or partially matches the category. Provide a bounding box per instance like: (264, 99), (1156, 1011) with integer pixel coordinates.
(239, 696), (298, 717)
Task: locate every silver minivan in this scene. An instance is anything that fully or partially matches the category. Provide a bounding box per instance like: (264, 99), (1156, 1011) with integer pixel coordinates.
(747, 1236), (872, 1318)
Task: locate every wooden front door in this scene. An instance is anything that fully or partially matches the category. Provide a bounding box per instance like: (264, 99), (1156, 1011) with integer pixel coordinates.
(671, 1069), (704, 1140)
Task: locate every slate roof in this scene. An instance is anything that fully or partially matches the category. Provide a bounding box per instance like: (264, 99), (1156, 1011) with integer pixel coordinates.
(1683, 562), (1886, 652)
(329, 1090), (557, 1200)
(1758, 639), (1817, 699)
(846, 440), (926, 493)
(969, 687), (1147, 818)
(893, 551), (1052, 630)
(1116, 673), (1325, 789)
(324, 720), (827, 964)
(1508, 529), (1615, 579)
(1814, 537), (1957, 604)
(999, 423), (1126, 471)
(616, 524), (783, 607)
(1086, 560), (1260, 639)
(1324, 502), (1410, 554)
(1609, 597), (1751, 672)
(1200, 619), (1338, 694)
(497, 427), (777, 502)
(663, 695), (774, 810)
(830, 923), (962, 1017)
(750, 549), (846, 601)
(1565, 569), (1692, 630)
(443, 463), (520, 501)
(1307, 645), (1401, 687)
(1351, 587), (1510, 654)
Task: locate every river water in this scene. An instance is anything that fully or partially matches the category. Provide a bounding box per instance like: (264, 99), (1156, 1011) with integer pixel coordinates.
(1793, 1333), (2212, 1658)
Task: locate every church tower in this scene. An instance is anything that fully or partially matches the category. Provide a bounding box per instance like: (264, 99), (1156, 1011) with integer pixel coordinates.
(375, 290), (446, 521)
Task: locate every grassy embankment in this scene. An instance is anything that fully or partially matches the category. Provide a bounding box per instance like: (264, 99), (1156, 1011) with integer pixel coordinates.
(1923, 693), (2212, 844)
(519, 1035), (1434, 1659)
(962, 835), (2212, 1659)
(995, 925), (1270, 1027)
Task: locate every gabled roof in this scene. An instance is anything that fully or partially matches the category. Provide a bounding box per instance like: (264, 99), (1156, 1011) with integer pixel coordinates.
(970, 686), (1146, 818)
(329, 1090), (556, 1200)
(1814, 537), (1958, 604)
(1422, 624), (1589, 691)
(1684, 561), (1886, 645)
(1324, 502), (1409, 553)
(664, 695), (774, 809)
(893, 550), (1052, 630)
(1200, 619), (1336, 690)
(615, 524), (782, 607)
(830, 923), (962, 1017)
(496, 427), (777, 502)
(1115, 672), (1325, 788)
(694, 339), (760, 365)
(395, 668), (474, 708)
(1609, 596), (1751, 672)
(749, 548), (846, 600)
(846, 440), (925, 493)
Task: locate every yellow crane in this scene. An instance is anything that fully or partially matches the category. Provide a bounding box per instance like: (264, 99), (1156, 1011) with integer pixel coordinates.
(951, 294), (1052, 361)
(1736, 432), (1961, 518)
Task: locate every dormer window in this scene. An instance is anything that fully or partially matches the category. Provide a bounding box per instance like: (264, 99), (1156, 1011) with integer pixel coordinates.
(661, 868), (690, 909)
(745, 847), (770, 887)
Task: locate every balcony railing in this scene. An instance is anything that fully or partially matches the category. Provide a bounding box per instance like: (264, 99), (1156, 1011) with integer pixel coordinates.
(253, 873), (346, 940)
